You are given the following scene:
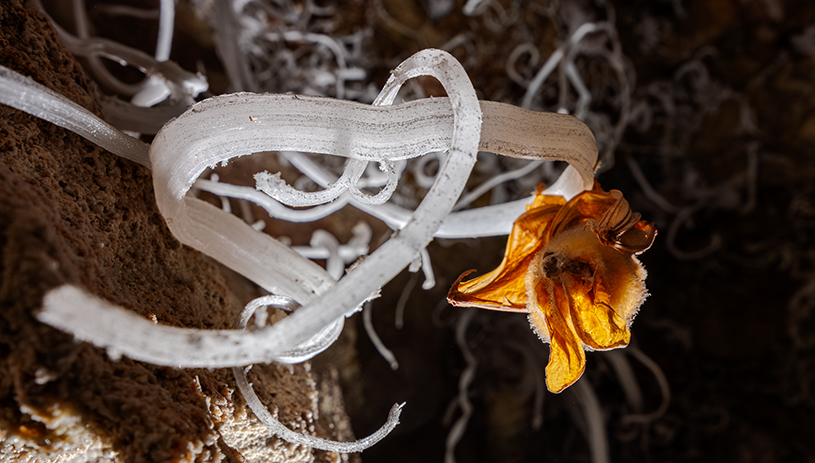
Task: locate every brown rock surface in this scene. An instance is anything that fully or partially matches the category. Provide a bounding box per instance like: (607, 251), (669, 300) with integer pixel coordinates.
(0, 2), (355, 462)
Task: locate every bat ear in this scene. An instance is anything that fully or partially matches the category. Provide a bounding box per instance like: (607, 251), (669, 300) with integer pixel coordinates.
(593, 190), (656, 254)
(618, 220), (657, 254)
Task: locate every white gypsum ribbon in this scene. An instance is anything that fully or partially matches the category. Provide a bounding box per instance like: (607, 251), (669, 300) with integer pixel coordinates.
(187, 96), (596, 236)
(0, 64), (150, 168)
(159, 94), (595, 208)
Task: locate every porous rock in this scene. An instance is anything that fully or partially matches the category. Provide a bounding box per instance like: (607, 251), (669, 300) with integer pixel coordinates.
(0, 2), (356, 462)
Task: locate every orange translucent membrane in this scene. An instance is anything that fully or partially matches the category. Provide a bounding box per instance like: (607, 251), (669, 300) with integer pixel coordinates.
(448, 188), (656, 393)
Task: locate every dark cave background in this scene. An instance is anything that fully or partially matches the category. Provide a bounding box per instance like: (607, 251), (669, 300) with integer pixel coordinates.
(352, 1), (815, 462)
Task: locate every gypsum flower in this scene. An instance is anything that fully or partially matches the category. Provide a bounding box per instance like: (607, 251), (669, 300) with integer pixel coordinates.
(2, 47), (603, 452)
(448, 187), (656, 393)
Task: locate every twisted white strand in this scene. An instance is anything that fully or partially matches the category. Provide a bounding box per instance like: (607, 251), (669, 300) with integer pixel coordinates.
(232, 296), (401, 452)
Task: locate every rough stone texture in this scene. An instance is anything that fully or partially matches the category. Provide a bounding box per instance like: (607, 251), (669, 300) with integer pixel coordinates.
(0, 2), (356, 462)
